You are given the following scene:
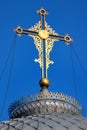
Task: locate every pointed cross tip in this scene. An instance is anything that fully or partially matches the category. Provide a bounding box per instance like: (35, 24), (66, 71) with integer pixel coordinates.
(64, 34), (73, 44)
(36, 7), (48, 15)
(14, 26), (23, 36)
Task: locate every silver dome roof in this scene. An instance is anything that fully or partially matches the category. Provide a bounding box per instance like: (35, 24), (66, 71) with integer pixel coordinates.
(8, 91), (82, 119)
(0, 113), (87, 130)
(0, 91), (87, 130)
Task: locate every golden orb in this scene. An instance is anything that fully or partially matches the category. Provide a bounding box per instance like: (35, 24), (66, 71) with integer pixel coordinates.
(39, 78), (50, 87)
(38, 30), (49, 39)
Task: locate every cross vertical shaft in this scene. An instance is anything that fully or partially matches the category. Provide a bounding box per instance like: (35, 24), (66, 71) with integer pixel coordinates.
(40, 9), (47, 78)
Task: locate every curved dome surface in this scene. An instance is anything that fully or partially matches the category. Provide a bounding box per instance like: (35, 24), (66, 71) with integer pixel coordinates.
(0, 92), (87, 130)
(8, 92), (82, 119)
(0, 113), (87, 130)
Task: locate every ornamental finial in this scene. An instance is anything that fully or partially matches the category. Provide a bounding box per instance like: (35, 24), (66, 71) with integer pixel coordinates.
(37, 7), (48, 15)
(8, 8), (83, 121)
(14, 7), (72, 90)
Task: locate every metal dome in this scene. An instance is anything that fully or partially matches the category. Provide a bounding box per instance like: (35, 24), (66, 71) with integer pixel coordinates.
(0, 7), (87, 130)
(0, 113), (87, 130)
(0, 90), (87, 130)
(8, 91), (82, 119)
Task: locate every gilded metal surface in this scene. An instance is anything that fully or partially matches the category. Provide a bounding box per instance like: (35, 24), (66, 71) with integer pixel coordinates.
(31, 36), (43, 68)
(28, 21), (59, 69)
(45, 22), (59, 69)
(28, 21), (43, 68)
(38, 30), (49, 39)
(39, 78), (50, 87)
(15, 8), (73, 78)
(45, 21), (58, 36)
(29, 21), (41, 32)
(37, 8), (48, 15)
(14, 26), (23, 36)
(64, 34), (73, 45)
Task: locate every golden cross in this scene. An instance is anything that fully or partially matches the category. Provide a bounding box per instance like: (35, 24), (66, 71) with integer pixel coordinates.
(15, 8), (72, 79)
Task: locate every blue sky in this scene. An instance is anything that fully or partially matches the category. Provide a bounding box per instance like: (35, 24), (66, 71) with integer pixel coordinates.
(0, 0), (87, 121)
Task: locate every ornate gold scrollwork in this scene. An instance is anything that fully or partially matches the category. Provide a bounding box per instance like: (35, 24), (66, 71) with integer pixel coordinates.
(29, 21), (59, 70)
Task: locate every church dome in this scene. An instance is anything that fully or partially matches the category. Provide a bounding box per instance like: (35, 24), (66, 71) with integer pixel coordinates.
(0, 7), (87, 130)
(0, 90), (87, 130)
(0, 113), (87, 130)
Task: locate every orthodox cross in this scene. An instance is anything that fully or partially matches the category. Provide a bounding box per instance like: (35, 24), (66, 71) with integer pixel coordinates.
(15, 8), (72, 79)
